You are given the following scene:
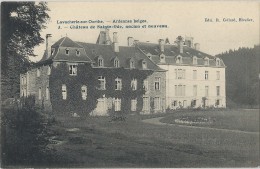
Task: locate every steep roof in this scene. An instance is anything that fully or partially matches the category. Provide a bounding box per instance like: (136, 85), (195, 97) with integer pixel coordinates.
(76, 42), (164, 71)
(136, 42), (225, 67)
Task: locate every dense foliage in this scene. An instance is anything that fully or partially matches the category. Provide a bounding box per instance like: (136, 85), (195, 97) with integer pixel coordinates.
(1, 2), (49, 100)
(49, 62), (153, 115)
(216, 46), (259, 107)
(1, 96), (54, 166)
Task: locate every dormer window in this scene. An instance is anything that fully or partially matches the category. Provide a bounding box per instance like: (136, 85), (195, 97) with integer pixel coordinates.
(142, 60), (147, 69)
(176, 56), (182, 64)
(204, 57), (209, 66)
(160, 54), (165, 63)
(193, 56), (198, 65)
(98, 56), (104, 67)
(51, 48), (55, 55)
(130, 60), (135, 69)
(216, 58), (220, 66)
(76, 50), (80, 56)
(65, 49), (69, 55)
(114, 58), (120, 68)
(147, 53), (152, 59)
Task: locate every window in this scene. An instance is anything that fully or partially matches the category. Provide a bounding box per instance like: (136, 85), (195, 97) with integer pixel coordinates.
(114, 98), (121, 111)
(81, 85), (87, 100)
(131, 99), (137, 111)
(154, 97), (160, 110)
(204, 57), (209, 65)
(205, 71), (209, 80)
(62, 84), (67, 100)
(216, 58), (220, 66)
(142, 60), (147, 69)
(176, 56), (182, 64)
(98, 76), (106, 90)
(216, 86), (220, 96)
(46, 87), (49, 100)
(76, 50), (80, 56)
(154, 77), (160, 90)
(51, 48), (55, 55)
(216, 99), (221, 106)
(175, 69), (186, 79)
(193, 56), (197, 64)
(143, 97), (149, 111)
(115, 77), (122, 90)
(69, 64), (77, 75)
(171, 100), (177, 109)
(175, 85), (186, 96)
(216, 71), (220, 80)
(130, 60), (135, 69)
(193, 85), (197, 96)
(37, 68), (40, 77)
(98, 58), (104, 67)
(65, 49), (69, 55)
(47, 65), (51, 75)
(160, 54), (165, 63)
(114, 59), (120, 68)
(131, 78), (137, 90)
(193, 70), (197, 79)
(205, 86), (209, 97)
(143, 79), (149, 92)
(38, 87), (41, 100)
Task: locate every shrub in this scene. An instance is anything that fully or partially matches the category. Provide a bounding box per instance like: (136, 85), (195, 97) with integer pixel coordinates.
(1, 96), (55, 166)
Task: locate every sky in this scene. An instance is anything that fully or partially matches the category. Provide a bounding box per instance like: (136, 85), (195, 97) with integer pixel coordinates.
(32, 1), (259, 62)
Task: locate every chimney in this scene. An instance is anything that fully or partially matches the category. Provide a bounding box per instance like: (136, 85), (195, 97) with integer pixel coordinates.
(159, 39), (165, 52)
(194, 43), (200, 51)
(179, 40), (184, 54)
(105, 29), (110, 45)
(185, 36), (194, 48)
(113, 32), (119, 52)
(128, 37), (134, 46)
(46, 34), (52, 58)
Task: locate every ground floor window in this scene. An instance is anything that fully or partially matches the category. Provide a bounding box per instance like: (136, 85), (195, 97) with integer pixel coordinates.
(216, 99), (221, 106)
(143, 97), (149, 111)
(114, 98), (121, 111)
(154, 97), (160, 110)
(131, 99), (137, 111)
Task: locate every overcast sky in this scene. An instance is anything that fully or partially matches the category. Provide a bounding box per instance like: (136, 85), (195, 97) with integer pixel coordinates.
(32, 1), (259, 62)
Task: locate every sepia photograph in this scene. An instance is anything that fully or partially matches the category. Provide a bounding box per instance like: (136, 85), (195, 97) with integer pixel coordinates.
(1, 1), (259, 168)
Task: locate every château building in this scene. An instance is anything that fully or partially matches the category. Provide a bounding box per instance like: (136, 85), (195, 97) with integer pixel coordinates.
(20, 29), (166, 115)
(131, 36), (226, 109)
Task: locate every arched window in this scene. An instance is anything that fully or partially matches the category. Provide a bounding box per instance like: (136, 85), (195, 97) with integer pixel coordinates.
(204, 57), (209, 65)
(76, 50), (80, 56)
(216, 58), (220, 66)
(130, 58), (135, 69)
(62, 84), (67, 100)
(38, 87), (42, 100)
(193, 56), (197, 65)
(81, 85), (87, 100)
(142, 60), (147, 69)
(160, 54), (165, 63)
(47, 65), (51, 75)
(176, 56), (182, 64)
(65, 48), (69, 55)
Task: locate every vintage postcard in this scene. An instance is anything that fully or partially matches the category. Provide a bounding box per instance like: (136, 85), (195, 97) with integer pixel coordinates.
(1, 1), (259, 168)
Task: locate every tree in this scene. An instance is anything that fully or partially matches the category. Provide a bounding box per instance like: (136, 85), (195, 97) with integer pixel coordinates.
(1, 2), (50, 99)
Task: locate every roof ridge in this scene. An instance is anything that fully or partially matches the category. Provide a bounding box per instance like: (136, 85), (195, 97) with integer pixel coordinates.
(59, 37), (67, 47)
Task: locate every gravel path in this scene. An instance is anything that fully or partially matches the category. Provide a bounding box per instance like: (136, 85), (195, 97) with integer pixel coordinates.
(142, 117), (259, 135)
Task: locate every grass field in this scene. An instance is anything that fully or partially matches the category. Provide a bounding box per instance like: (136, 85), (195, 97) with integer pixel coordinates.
(47, 109), (259, 167)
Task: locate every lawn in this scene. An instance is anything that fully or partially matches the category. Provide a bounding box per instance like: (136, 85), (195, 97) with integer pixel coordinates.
(160, 109), (259, 132)
(46, 109), (259, 168)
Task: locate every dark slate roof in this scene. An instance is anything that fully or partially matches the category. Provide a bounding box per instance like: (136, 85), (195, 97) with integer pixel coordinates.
(76, 42), (164, 71)
(52, 37), (83, 48)
(137, 42), (225, 67)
